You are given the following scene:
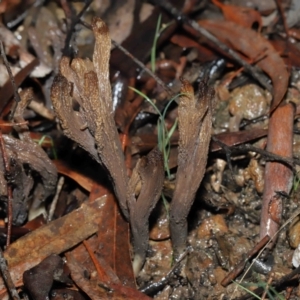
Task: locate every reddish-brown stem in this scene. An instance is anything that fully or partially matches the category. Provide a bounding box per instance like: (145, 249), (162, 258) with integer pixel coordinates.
(259, 103), (294, 244)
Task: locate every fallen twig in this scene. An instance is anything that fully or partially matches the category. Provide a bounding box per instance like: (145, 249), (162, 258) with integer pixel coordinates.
(61, 0), (93, 56)
(140, 247), (192, 295)
(259, 103), (294, 245)
(0, 131), (13, 247)
(221, 235), (270, 287)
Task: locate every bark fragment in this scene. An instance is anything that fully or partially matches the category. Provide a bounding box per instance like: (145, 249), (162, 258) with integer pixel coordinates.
(170, 80), (215, 258)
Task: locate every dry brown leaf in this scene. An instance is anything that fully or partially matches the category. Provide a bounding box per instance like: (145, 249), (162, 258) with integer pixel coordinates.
(51, 17), (129, 219)
(195, 20), (289, 111)
(212, 0), (262, 30)
(90, 184), (135, 288)
(0, 196), (107, 295)
(53, 159), (96, 192)
(66, 253), (152, 300)
(170, 80), (215, 258)
(65, 253), (110, 300)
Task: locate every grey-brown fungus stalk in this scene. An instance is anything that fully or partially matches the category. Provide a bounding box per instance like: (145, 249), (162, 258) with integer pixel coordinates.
(51, 17), (129, 219)
(128, 148), (164, 275)
(170, 80), (215, 259)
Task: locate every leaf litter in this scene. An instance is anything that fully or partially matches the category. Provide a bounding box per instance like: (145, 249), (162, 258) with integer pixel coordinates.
(0, 1), (300, 299)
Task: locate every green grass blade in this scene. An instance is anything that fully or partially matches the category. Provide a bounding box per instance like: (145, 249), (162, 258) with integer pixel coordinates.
(166, 118), (178, 144)
(161, 193), (170, 219)
(233, 281), (261, 300)
(161, 93), (182, 120)
(129, 87), (162, 117)
(34, 134), (58, 160)
(151, 14), (162, 73)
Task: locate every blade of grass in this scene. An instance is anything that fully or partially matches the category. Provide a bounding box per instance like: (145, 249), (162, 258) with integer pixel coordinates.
(34, 134), (58, 159)
(166, 118), (178, 144)
(233, 281), (261, 300)
(129, 87), (162, 116)
(151, 14), (162, 73)
(129, 87), (180, 178)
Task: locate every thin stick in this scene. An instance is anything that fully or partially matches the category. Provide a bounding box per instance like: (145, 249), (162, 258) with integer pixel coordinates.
(6, 0), (45, 28)
(151, 0), (272, 92)
(0, 40), (21, 120)
(0, 131), (13, 247)
(212, 137), (299, 171)
(83, 240), (111, 283)
(47, 176), (65, 222)
(111, 40), (173, 95)
(0, 121), (28, 127)
(140, 247), (191, 295)
(261, 273), (274, 300)
(221, 236), (270, 287)
(62, 0), (93, 56)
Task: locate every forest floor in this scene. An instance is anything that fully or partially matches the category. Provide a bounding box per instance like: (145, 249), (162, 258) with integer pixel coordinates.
(0, 0), (300, 299)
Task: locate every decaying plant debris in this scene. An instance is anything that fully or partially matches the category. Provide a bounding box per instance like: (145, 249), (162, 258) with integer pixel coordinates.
(51, 18), (129, 220)
(52, 17), (166, 276)
(170, 79), (215, 259)
(129, 147), (164, 275)
(0, 88), (57, 227)
(1, 0), (300, 299)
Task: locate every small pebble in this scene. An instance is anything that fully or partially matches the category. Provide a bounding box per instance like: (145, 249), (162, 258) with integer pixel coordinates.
(197, 215), (228, 239)
(288, 217), (300, 248)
